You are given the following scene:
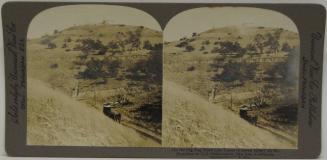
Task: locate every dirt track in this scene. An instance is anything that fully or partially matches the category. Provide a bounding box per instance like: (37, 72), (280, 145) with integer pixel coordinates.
(162, 80), (296, 149)
(27, 78), (159, 147)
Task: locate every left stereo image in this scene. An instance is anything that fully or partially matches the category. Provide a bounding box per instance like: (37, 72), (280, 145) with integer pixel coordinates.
(26, 4), (163, 147)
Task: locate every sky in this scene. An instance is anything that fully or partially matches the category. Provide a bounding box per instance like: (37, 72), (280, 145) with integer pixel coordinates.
(27, 4), (162, 39)
(164, 7), (299, 42)
(28, 5), (298, 41)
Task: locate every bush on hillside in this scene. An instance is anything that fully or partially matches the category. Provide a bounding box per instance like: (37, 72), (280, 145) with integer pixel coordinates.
(185, 45), (195, 52)
(211, 62), (257, 83)
(187, 66), (195, 71)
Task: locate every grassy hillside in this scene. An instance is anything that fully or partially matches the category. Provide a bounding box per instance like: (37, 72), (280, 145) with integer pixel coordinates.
(164, 26), (299, 138)
(27, 78), (158, 146)
(162, 80), (296, 148)
(27, 23), (163, 142)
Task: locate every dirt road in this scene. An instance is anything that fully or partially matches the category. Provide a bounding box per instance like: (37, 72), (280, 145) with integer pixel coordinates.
(162, 80), (296, 149)
(27, 78), (159, 147)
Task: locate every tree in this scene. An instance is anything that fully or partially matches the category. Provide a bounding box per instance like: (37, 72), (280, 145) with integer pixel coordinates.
(81, 38), (104, 53)
(246, 43), (257, 53)
(250, 84), (275, 108)
(264, 33), (280, 54)
(143, 40), (152, 50)
(281, 42), (293, 53)
(212, 41), (245, 55)
(103, 58), (121, 77)
(126, 30), (141, 50)
(127, 50), (162, 82)
(152, 43), (163, 51)
(274, 29), (283, 40)
(211, 62), (257, 83)
(79, 58), (104, 79)
(254, 34), (265, 54)
(264, 47), (299, 85)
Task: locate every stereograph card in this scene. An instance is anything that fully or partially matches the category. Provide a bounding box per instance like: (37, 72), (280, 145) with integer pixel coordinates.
(2, 1), (325, 158)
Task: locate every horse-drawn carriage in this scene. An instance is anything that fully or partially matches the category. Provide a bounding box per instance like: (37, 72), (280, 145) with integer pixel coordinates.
(239, 105), (258, 125)
(103, 102), (121, 123)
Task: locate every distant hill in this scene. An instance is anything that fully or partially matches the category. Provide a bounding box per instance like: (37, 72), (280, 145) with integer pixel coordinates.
(165, 26), (298, 56)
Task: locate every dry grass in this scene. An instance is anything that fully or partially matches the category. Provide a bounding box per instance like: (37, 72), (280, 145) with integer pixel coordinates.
(162, 80), (296, 148)
(27, 78), (159, 146)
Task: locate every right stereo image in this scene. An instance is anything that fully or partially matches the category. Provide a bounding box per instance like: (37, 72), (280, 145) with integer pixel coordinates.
(162, 7), (299, 149)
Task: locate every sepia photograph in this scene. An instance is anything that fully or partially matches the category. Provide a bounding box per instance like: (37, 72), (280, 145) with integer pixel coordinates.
(26, 5), (163, 146)
(3, 1), (326, 158)
(163, 7), (300, 149)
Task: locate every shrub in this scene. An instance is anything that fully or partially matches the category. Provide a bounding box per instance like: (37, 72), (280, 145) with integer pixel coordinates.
(246, 43), (257, 54)
(211, 62), (257, 82)
(189, 38), (196, 42)
(73, 44), (82, 51)
(202, 40), (210, 45)
(47, 42), (56, 49)
(97, 46), (108, 55)
(107, 41), (120, 50)
(179, 37), (187, 41)
(185, 45), (195, 52)
(219, 41), (243, 54)
(65, 37), (72, 43)
(62, 43), (67, 48)
(80, 38), (105, 53)
(49, 63), (58, 69)
(176, 41), (188, 48)
(187, 66), (195, 71)
(54, 29), (59, 34)
(126, 30), (142, 49)
(211, 47), (220, 53)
